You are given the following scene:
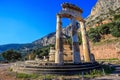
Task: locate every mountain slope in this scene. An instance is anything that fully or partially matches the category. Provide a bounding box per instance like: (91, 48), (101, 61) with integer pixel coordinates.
(33, 25), (72, 46)
(0, 43), (42, 53)
(0, 25), (71, 52)
(1, 0), (120, 52)
(86, 0), (120, 28)
(35, 0), (120, 46)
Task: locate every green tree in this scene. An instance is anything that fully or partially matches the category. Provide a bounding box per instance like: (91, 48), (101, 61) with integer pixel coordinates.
(87, 28), (101, 43)
(114, 14), (120, 22)
(111, 22), (120, 37)
(25, 52), (36, 60)
(97, 24), (110, 35)
(2, 49), (21, 62)
(30, 45), (54, 59)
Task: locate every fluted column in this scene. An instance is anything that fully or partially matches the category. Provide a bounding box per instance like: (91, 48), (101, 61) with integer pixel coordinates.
(79, 21), (91, 62)
(71, 18), (81, 64)
(55, 14), (63, 65)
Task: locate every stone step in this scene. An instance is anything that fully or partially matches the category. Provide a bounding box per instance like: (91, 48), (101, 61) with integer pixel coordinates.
(64, 49), (71, 50)
(112, 65), (120, 74)
(13, 62), (100, 75)
(63, 45), (71, 48)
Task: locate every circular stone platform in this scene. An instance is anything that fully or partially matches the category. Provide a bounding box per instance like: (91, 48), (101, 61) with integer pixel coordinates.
(11, 61), (101, 75)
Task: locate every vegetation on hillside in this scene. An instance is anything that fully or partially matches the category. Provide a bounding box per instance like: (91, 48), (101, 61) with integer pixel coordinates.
(26, 15), (120, 58)
(2, 49), (21, 62)
(1, 14), (120, 61)
(87, 14), (120, 43)
(25, 32), (82, 60)
(87, 28), (101, 43)
(24, 44), (54, 60)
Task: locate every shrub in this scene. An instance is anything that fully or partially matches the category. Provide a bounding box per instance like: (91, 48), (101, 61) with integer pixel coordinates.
(31, 44), (54, 59)
(102, 65), (115, 74)
(114, 14), (120, 22)
(89, 69), (103, 77)
(16, 73), (38, 79)
(2, 49), (21, 62)
(97, 24), (110, 35)
(87, 28), (101, 43)
(111, 22), (120, 37)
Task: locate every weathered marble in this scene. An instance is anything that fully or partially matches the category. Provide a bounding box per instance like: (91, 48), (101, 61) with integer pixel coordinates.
(49, 47), (55, 61)
(55, 14), (64, 64)
(11, 3), (99, 75)
(54, 3), (93, 64)
(79, 21), (91, 62)
(71, 18), (81, 64)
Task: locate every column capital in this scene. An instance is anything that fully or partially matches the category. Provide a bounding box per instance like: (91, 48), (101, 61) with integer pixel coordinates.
(79, 19), (86, 23)
(79, 21), (86, 28)
(56, 14), (62, 23)
(56, 14), (62, 18)
(75, 17), (86, 23)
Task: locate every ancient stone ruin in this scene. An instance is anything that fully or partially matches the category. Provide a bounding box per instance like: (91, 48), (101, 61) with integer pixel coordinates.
(50, 2), (92, 64)
(11, 3), (100, 75)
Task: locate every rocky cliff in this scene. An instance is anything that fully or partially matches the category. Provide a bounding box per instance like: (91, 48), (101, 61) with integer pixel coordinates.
(33, 0), (120, 46)
(1, 0), (120, 51)
(0, 24), (74, 52)
(32, 25), (72, 46)
(86, 0), (120, 28)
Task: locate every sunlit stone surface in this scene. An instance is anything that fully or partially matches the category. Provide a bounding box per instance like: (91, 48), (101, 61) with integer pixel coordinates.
(11, 2), (100, 75)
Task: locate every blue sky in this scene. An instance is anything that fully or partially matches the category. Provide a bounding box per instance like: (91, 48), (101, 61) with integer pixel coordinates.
(0, 0), (97, 45)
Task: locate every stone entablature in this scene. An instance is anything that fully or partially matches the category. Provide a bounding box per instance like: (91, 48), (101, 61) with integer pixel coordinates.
(60, 8), (82, 18)
(62, 2), (83, 13)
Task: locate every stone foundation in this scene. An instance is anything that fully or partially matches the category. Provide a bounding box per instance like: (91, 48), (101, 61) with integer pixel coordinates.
(12, 61), (100, 75)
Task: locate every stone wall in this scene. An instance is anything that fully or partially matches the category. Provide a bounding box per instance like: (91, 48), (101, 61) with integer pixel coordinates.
(80, 43), (118, 60)
(50, 43), (119, 62)
(63, 45), (72, 61)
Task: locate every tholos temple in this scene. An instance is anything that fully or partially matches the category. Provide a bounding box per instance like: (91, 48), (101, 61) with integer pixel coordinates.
(11, 3), (99, 75)
(49, 2), (93, 64)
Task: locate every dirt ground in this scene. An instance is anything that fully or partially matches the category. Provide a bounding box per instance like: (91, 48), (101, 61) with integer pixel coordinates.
(1, 63), (120, 80)
(0, 63), (18, 80)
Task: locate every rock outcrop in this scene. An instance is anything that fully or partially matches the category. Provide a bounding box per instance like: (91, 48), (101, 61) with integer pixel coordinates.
(33, 25), (72, 46)
(34, 0), (120, 46)
(1, 0), (120, 51)
(86, 0), (120, 28)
